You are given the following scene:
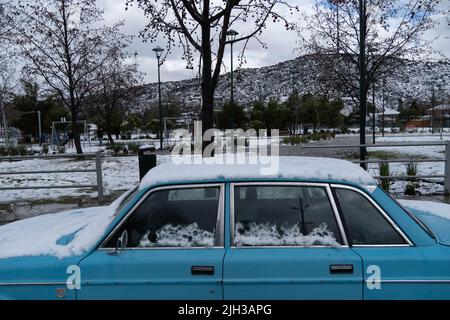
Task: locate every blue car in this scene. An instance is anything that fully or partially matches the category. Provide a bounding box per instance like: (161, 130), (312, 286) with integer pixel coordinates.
(1, 156), (450, 300)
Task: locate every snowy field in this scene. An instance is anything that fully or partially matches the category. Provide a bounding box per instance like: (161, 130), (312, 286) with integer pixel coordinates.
(365, 135), (449, 195)
(0, 154), (172, 203)
(2, 134), (450, 203)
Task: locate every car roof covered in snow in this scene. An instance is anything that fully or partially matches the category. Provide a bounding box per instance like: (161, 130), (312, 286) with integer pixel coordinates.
(139, 156), (377, 189)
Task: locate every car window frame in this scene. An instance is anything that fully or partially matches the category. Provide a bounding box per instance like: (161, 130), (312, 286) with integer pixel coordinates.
(99, 183), (225, 250)
(230, 182), (349, 248)
(330, 184), (413, 247)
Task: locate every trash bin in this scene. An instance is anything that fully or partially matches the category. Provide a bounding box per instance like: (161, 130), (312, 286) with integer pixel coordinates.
(138, 145), (157, 181)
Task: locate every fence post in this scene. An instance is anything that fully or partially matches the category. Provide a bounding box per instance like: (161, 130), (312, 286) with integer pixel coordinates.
(445, 142), (450, 195)
(96, 151), (104, 202)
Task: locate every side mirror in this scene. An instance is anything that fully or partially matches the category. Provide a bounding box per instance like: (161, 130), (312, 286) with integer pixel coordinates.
(107, 230), (128, 256)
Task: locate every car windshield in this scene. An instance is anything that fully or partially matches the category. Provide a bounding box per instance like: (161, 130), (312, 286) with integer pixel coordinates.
(114, 187), (140, 216)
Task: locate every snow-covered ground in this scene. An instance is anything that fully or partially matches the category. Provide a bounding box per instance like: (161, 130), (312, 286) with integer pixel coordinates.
(365, 135), (449, 195)
(2, 134), (450, 203)
(0, 154), (172, 203)
(369, 135), (448, 159)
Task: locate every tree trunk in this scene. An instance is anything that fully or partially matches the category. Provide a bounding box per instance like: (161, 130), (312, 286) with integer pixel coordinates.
(200, 23), (214, 156)
(107, 130), (114, 144)
(71, 114), (82, 154)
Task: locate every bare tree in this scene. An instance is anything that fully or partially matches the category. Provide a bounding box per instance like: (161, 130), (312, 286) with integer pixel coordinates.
(89, 49), (144, 144)
(298, 0), (445, 108)
(13, 0), (128, 153)
(127, 0), (298, 140)
(0, 1), (16, 43)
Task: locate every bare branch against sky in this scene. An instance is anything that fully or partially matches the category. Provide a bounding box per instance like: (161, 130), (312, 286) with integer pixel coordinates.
(97, 0), (449, 84)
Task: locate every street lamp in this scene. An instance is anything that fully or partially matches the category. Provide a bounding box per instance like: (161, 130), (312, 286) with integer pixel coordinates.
(368, 46), (379, 144)
(152, 46), (164, 150)
(358, 0), (367, 169)
(382, 77), (386, 137)
(226, 29), (239, 128)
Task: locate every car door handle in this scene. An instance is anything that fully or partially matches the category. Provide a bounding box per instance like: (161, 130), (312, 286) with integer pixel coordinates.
(191, 266), (215, 275)
(330, 264), (354, 274)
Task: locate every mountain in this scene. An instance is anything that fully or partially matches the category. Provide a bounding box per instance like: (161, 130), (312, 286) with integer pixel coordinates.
(131, 54), (450, 114)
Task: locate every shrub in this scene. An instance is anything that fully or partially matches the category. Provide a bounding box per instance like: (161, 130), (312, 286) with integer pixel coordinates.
(127, 142), (141, 154)
(340, 126), (349, 134)
(42, 143), (49, 155)
(107, 143), (122, 154)
(378, 162), (391, 192)
(404, 182), (416, 195)
(405, 161), (418, 178)
(282, 135), (309, 145)
(0, 146), (7, 156)
(403, 161), (419, 195)
(58, 146), (66, 154)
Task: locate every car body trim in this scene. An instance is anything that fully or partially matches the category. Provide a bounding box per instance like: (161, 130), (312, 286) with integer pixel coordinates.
(364, 279), (450, 283)
(0, 282), (67, 286)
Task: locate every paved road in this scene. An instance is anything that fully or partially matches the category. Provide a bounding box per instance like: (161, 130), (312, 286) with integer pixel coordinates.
(279, 135), (362, 158)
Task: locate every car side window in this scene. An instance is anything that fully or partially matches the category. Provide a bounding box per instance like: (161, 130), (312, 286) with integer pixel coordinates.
(233, 185), (343, 247)
(104, 186), (222, 248)
(333, 188), (406, 245)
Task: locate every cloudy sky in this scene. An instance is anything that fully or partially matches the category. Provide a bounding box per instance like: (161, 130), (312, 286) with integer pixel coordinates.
(98, 0), (450, 84)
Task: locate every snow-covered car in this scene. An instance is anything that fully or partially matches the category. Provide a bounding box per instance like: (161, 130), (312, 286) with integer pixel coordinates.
(1, 157), (450, 300)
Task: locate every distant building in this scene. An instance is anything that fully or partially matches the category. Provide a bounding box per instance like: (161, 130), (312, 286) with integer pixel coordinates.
(426, 104), (450, 127)
(376, 108), (399, 127)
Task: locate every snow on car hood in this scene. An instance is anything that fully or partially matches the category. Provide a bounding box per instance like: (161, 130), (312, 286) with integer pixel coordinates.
(399, 199), (450, 245)
(0, 190), (132, 260)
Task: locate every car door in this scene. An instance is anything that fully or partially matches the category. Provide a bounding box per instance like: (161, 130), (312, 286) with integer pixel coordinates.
(77, 183), (225, 300)
(223, 182), (363, 300)
(331, 184), (450, 300)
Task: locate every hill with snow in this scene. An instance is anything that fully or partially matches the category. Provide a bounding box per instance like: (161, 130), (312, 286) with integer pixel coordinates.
(131, 55), (450, 114)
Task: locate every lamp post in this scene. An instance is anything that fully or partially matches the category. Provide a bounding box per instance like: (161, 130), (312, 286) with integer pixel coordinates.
(431, 85), (436, 134)
(152, 46), (164, 150)
(368, 47), (379, 144)
(382, 77), (386, 137)
(226, 29), (239, 129)
(358, 0), (367, 169)
(0, 93), (7, 147)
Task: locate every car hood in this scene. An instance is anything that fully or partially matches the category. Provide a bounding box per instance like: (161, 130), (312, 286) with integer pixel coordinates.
(0, 192), (130, 261)
(399, 200), (450, 246)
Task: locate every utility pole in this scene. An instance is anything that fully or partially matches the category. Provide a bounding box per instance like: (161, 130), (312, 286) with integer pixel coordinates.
(372, 81), (376, 144)
(431, 85), (436, 134)
(382, 77), (385, 137)
(0, 93), (7, 147)
(359, 0), (367, 169)
(37, 110), (42, 141)
(152, 46), (164, 150)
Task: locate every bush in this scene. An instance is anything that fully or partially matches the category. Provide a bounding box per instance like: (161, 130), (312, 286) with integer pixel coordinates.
(282, 131), (335, 145)
(340, 126), (349, 134)
(378, 162), (391, 192)
(42, 144), (49, 155)
(58, 146), (66, 154)
(405, 161), (418, 179)
(107, 143), (122, 154)
(404, 161), (419, 195)
(0, 145), (32, 156)
(404, 182), (417, 195)
(0, 146), (7, 156)
(282, 135), (308, 145)
(127, 142), (141, 154)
